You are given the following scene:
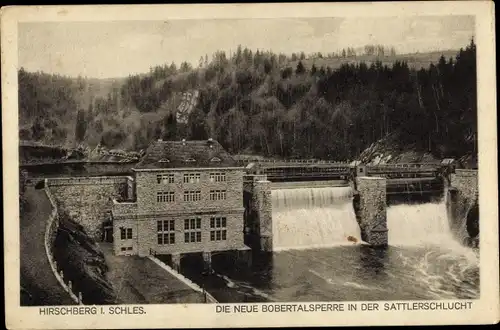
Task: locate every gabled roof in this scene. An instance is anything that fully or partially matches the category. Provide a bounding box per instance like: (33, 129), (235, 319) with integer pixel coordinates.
(134, 139), (238, 170)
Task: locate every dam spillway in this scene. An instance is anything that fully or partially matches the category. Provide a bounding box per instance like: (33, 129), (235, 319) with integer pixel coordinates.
(388, 202), (469, 248)
(271, 186), (362, 251)
(386, 201), (479, 299)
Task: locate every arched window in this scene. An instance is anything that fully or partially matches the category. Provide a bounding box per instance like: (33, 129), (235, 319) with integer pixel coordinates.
(158, 158), (170, 163)
(184, 158), (196, 163)
(210, 157), (221, 162)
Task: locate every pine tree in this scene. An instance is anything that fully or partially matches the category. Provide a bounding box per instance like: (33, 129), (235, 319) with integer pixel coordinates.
(296, 61), (306, 75)
(310, 64), (317, 76)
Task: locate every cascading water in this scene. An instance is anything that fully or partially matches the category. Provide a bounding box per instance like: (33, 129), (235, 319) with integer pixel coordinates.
(186, 189), (479, 303)
(271, 186), (362, 251)
(387, 201), (479, 299)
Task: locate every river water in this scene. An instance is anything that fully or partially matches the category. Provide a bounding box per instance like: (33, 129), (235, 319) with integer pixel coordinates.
(181, 186), (480, 303)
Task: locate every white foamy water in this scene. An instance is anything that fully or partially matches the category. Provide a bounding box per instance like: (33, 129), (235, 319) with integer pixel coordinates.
(271, 187), (362, 250)
(388, 202), (473, 252)
(387, 202), (479, 299)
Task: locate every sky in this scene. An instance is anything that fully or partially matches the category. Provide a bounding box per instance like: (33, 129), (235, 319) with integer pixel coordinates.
(18, 16), (474, 79)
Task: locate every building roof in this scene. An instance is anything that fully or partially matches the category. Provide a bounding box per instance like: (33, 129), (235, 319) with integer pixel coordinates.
(134, 139), (238, 170)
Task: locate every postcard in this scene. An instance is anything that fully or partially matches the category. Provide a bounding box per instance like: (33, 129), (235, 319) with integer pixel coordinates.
(2, 2), (498, 328)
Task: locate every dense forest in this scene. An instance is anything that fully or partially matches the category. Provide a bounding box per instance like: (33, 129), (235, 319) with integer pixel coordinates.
(18, 40), (476, 161)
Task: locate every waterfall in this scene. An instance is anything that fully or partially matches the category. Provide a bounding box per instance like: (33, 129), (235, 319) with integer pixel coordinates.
(387, 202), (479, 298)
(271, 186), (362, 251)
(387, 202), (471, 250)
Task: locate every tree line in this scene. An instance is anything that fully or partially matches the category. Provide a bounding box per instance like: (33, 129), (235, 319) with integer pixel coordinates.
(18, 39), (476, 161)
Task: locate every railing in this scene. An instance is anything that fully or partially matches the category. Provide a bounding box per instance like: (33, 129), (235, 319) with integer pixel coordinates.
(44, 180), (84, 305)
(238, 159), (350, 165)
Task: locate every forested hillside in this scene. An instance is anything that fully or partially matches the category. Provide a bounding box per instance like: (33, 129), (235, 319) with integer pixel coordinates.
(18, 40), (476, 161)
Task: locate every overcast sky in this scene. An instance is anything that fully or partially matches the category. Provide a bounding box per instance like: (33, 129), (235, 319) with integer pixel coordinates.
(18, 16), (474, 79)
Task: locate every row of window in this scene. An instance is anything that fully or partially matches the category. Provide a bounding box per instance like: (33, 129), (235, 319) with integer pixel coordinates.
(209, 190), (226, 201)
(184, 190), (202, 202)
(156, 190), (227, 203)
(157, 217), (227, 244)
(156, 173), (227, 184)
(120, 217), (228, 245)
(157, 191), (175, 202)
(157, 218), (223, 232)
(156, 230), (227, 244)
(157, 174), (175, 184)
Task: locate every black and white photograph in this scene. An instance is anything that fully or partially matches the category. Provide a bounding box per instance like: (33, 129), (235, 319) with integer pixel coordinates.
(3, 2), (498, 328)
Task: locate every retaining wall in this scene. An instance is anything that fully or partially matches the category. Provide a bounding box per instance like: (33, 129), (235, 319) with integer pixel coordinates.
(44, 180), (83, 305)
(46, 176), (130, 240)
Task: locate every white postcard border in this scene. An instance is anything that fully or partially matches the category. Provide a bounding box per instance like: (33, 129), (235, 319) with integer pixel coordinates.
(2, 2), (498, 328)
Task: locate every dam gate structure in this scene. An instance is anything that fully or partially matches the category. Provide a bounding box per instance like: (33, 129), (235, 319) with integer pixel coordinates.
(34, 151), (472, 257)
(243, 159), (471, 250)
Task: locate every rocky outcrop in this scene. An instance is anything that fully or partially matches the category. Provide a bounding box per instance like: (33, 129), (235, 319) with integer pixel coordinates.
(53, 213), (117, 305)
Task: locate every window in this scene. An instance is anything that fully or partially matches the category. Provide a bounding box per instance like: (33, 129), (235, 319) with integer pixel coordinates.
(210, 216), (227, 241)
(183, 190), (201, 202)
(157, 220), (175, 245)
(209, 189), (226, 200)
(210, 157), (222, 163)
(184, 217), (202, 243)
(120, 228), (133, 240)
(183, 173), (201, 183)
(120, 246), (133, 251)
(184, 158), (196, 163)
(157, 174), (174, 184)
(157, 191), (175, 202)
(209, 172), (226, 182)
(158, 158), (170, 163)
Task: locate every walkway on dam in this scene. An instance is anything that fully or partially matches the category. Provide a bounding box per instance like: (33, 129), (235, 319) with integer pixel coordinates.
(20, 186), (75, 305)
(100, 243), (205, 304)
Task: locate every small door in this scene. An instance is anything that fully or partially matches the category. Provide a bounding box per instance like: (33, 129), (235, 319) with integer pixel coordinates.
(103, 226), (113, 243)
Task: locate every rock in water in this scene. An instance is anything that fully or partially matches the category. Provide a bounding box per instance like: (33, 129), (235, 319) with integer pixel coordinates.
(347, 236), (358, 243)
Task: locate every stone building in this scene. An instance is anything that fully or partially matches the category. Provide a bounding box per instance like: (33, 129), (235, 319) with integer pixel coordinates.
(111, 139), (250, 266)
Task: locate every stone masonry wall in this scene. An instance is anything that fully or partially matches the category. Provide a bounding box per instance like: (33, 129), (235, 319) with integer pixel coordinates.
(447, 169), (479, 245)
(355, 177), (388, 246)
(253, 179), (273, 251)
(114, 169), (246, 257)
(129, 211), (245, 257)
(47, 177), (129, 240)
(135, 169), (243, 214)
(450, 169), (478, 204)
